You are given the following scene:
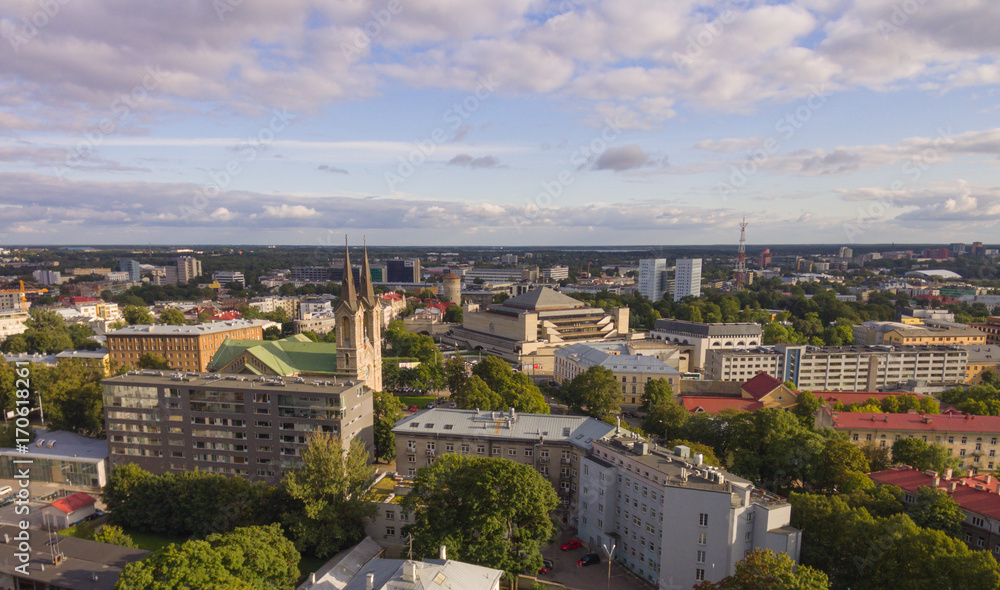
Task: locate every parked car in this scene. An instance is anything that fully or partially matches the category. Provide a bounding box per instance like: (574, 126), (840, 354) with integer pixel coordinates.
(448, 402), (457, 408)
(426, 402), (435, 409)
(560, 540), (583, 551)
(577, 553), (600, 567)
(538, 559), (554, 574)
(407, 405), (419, 412)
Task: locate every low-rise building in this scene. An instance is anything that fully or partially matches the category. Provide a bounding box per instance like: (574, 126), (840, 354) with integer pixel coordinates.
(55, 348), (111, 375)
(963, 345), (1000, 384)
(0, 428), (110, 489)
(212, 271), (246, 286)
(577, 437), (801, 588)
(649, 319), (762, 370)
(0, 309), (29, 342)
(973, 317), (1000, 346)
(554, 342), (682, 406)
(106, 319), (267, 372)
(883, 326), (986, 346)
(39, 492), (98, 530)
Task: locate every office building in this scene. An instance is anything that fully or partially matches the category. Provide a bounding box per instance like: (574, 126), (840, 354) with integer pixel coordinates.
(0, 428), (109, 489)
(118, 259), (141, 282)
(673, 258), (702, 301)
(649, 319), (762, 370)
(554, 341), (682, 406)
(638, 258), (668, 302)
(542, 265), (570, 281)
(500, 253), (518, 264)
(32, 269), (62, 285)
(706, 344), (968, 391)
(386, 258), (421, 283)
(463, 268), (530, 283)
(102, 371), (373, 480)
(291, 266), (333, 283)
(106, 319), (267, 372)
(577, 437), (801, 588)
(212, 271), (246, 287)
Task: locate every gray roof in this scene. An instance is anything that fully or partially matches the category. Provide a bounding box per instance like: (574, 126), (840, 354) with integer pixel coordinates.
(555, 342), (680, 375)
(2, 353), (57, 365)
(0, 428), (108, 462)
(393, 409), (619, 450)
(55, 348), (109, 360)
(106, 319), (269, 336)
(962, 344), (1000, 364)
(652, 319), (761, 338)
(299, 537), (384, 590)
(501, 288), (584, 311)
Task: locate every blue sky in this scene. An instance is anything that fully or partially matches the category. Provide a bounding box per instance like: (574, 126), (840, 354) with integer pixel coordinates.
(0, 0), (999, 246)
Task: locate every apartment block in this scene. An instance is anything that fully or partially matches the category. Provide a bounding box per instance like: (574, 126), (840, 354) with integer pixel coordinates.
(638, 258), (668, 302)
(554, 341), (682, 406)
(673, 258), (702, 302)
(106, 319), (267, 371)
(175, 256), (202, 284)
(0, 310), (29, 342)
(577, 437), (801, 588)
(212, 271), (246, 287)
(883, 326), (986, 346)
(101, 371), (373, 481)
(972, 317), (1000, 346)
(542, 265), (570, 281)
(705, 344), (968, 391)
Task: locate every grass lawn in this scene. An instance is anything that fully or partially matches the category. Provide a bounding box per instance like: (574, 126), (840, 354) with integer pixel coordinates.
(59, 521), (99, 540)
(60, 522), (182, 553)
(398, 395), (436, 409)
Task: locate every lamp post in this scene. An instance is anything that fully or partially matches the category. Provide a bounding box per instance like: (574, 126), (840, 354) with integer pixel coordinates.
(602, 542), (616, 590)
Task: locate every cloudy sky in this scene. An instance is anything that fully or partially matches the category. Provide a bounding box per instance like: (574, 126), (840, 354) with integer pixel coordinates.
(1, 0), (999, 246)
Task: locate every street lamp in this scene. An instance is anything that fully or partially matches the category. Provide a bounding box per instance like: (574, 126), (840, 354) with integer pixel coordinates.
(602, 542), (616, 590)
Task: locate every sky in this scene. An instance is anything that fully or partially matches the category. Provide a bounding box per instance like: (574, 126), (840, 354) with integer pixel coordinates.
(0, 0), (998, 247)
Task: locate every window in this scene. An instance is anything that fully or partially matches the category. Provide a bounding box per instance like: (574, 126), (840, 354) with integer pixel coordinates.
(695, 569), (705, 581)
(699, 513), (708, 527)
(973, 517), (985, 527)
(445, 443), (454, 452)
(461, 444), (470, 453)
(493, 448), (501, 455)
(697, 550), (706, 563)
(407, 455), (415, 463)
(508, 448), (516, 456)
(746, 512), (754, 522)
(745, 531), (753, 542)
(477, 445), (485, 454)
(525, 449), (533, 457)
(386, 526), (395, 537)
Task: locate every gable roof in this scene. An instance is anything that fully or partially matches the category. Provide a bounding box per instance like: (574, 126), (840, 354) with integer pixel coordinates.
(741, 372), (784, 400)
(826, 410), (1000, 433)
(502, 287), (584, 311)
(49, 492), (96, 514)
(208, 335), (337, 376)
(869, 467), (1000, 521)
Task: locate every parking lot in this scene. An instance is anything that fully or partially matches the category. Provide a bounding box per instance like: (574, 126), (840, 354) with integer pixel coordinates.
(536, 534), (652, 590)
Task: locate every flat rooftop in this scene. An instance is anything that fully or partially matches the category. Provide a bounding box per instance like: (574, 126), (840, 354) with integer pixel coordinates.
(106, 319), (268, 336)
(0, 428), (107, 462)
(102, 370), (363, 395)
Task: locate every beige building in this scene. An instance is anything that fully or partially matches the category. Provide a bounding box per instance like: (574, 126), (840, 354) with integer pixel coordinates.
(0, 309), (29, 342)
(964, 345), (1000, 384)
(884, 326), (986, 346)
(649, 319), (762, 369)
(106, 319), (267, 371)
(553, 341), (683, 406)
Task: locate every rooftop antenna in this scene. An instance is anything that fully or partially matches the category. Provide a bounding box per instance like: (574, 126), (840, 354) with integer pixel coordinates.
(735, 217), (749, 291)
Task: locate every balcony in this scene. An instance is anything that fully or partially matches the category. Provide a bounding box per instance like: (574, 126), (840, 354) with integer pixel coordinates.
(561, 458), (571, 465)
(426, 449), (436, 456)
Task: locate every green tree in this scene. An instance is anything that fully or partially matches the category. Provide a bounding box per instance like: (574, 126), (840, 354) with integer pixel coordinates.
(282, 436), (376, 558)
(858, 441), (893, 472)
(122, 305), (154, 325)
(373, 390), (403, 463)
(638, 378), (674, 413)
(136, 352), (171, 370)
(907, 486), (964, 537)
(93, 525), (137, 548)
(158, 308), (187, 325)
(207, 524), (300, 590)
(793, 390), (821, 427)
(443, 305), (463, 323)
(641, 396), (689, 441)
(443, 355), (468, 396)
(810, 436), (870, 493)
(115, 539), (249, 590)
(453, 375), (502, 411)
(263, 326), (282, 340)
(562, 365), (621, 419)
(403, 454), (558, 577)
(694, 548), (829, 590)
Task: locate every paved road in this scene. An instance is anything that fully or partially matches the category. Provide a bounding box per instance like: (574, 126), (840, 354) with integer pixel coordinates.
(538, 534), (653, 590)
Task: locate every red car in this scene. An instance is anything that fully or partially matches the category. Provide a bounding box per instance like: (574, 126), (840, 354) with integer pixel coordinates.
(560, 540), (583, 551)
(407, 406), (419, 412)
(538, 559), (554, 574)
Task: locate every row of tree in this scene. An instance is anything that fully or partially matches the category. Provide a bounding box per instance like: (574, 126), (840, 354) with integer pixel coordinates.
(445, 355), (548, 414)
(0, 309), (101, 354)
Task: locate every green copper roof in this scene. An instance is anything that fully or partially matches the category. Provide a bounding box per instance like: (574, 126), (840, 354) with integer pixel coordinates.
(208, 335), (338, 376)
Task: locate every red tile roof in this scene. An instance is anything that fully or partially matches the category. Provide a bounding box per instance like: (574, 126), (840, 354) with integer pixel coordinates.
(379, 293), (405, 301)
(49, 492), (96, 514)
(827, 410), (1000, 433)
(741, 372), (784, 400)
(869, 467), (1000, 520)
(681, 397), (764, 414)
(209, 311), (243, 321)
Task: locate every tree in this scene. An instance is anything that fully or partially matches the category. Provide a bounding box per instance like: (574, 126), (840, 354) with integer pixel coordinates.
(859, 441), (893, 472)
(907, 486), (964, 537)
(891, 437), (963, 475)
(281, 436), (376, 558)
(641, 396), (689, 441)
(207, 524), (300, 590)
(93, 525), (137, 548)
(638, 378), (673, 413)
(562, 365), (621, 419)
(158, 308), (187, 325)
(454, 376), (502, 411)
(402, 454), (558, 577)
(137, 352), (171, 370)
(122, 305), (153, 325)
(443, 355), (468, 396)
(263, 326), (282, 340)
(115, 539), (249, 590)
(373, 390), (403, 463)
(470, 356), (548, 414)
(694, 549), (829, 590)
(444, 305), (463, 323)
(810, 436), (870, 493)
(792, 390), (821, 427)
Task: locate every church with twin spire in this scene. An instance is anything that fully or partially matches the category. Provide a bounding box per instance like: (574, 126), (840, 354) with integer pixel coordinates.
(335, 238), (383, 392)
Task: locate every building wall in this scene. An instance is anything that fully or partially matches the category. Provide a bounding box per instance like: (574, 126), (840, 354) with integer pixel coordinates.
(673, 259), (702, 302)
(0, 311), (29, 342)
(107, 325), (263, 371)
(462, 310), (534, 342)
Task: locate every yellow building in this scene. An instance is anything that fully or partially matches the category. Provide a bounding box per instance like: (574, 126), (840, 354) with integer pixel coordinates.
(553, 341), (683, 406)
(884, 327), (986, 346)
(964, 345), (1000, 384)
(56, 348), (111, 375)
(106, 320), (265, 371)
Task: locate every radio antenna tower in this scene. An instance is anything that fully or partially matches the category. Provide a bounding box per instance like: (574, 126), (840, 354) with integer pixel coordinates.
(735, 217), (749, 290)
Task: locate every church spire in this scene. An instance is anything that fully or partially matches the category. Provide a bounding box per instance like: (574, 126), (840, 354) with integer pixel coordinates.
(360, 236), (376, 308)
(342, 235), (357, 308)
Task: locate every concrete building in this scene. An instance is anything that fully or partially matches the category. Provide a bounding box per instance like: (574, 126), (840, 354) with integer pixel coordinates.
(817, 408), (1000, 471)
(299, 297), (333, 319)
(393, 408), (621, 514)
(106, 319), (267, 372)
(0, 309), (29, 342)
(212, 271), (246, 287)
(449, 287), (630, 373)
(673, 258), (702, 301)
(441, 272), (462, 305)
(101, 371), (374, 481)
(293, 316), (338, 336)
(39, 493), (98, 530)
(972, 317), (1000, 345)
(0, 428), (110, 489)
(0, 292), (23, 312)
(386, 258), (421, 283)
(649, 319), (762, 370)
(883, 326), (986, 346)
(463, 268), (530, 284)
(554, 341), (682, 406)
(542, 265), (570, 281)
(175, 256), (202, 284)
(55, 348), (111, 375)
(31, 269), (62, 285)
(118, 258), (141, 282)
(500, 254), (518, 264)
(577, 437), (801, 588)
(706, 344), (968, 391)
(852, 321), (916, 345)
(75, 301), (120, 322)
(964, 345), (1000, 384)
(638, 258), (668, 302)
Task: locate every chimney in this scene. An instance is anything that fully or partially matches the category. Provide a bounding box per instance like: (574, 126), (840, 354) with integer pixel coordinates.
(366, 573), (375, 590)
(694, 453), (704, 466)
(510, 407), (516, 421)
(310, 573), (316, 584)
(949, 481), (958, 493)
(439, 545), (447, 560)
(933, 477), (940, 488)
(402, 561), (417, 582)
(616, 417), (620, 434)
(944, 468), (954, 480)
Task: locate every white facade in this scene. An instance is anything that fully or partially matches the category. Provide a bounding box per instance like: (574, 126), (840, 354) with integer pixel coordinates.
(212, 271), (246, 286)
(649, 319), (762, 370)
(0, 310), (29, 342)
(175, 256), (202, 283)
(542, 265), (570, 281)
(639, 258), (667, 302)
(32, 270), (62, 285)
(673, 258), (702, 301)
(105, 271), (131, 282)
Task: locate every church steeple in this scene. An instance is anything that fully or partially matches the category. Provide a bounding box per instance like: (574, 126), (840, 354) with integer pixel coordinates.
(360, 237), (376, 309)
(341, 235), (357, 310)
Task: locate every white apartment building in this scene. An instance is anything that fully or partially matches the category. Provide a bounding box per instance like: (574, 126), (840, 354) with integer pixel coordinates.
(0, 310), (29, 342)
(673, 258), (702, 301)
(212, 271), (246, 287)
(577, 437), (800, 589)
(0, 292), (23, 312)
(705, 344), (968, 390)
(638, 258), (668, 302)
(175, 256), (202, 283)
(105, 271), (131, 282)
(649, 319), (762, 370)
(31, 270), (62, 285)
(542, 265), (570, 281)
(75, 302), (121, 322)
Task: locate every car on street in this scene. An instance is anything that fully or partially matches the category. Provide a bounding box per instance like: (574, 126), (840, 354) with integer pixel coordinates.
(577, 553), (600, 567)
(538, 559), (554, 574)
(426, 402), (435, 409)
(407, 405), (419, 412)
(448, 402), (457, 408)
(560, 540), (583, 551)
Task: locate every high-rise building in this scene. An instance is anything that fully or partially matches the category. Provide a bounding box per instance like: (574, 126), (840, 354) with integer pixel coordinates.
(839, 247), (853, 259)
(951, 243), (967, 256)
(638, 258), (667, 301)
(673, 258), (702, 301)
(972, 242), (985, 257)
(118, 259), (141, 282)
(758, 248), (772, 268)
(175, 256), (202, 284)
(386, 258), (420, 283)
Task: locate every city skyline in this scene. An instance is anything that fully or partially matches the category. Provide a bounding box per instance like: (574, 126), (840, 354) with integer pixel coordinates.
(1, 1), (999, 246)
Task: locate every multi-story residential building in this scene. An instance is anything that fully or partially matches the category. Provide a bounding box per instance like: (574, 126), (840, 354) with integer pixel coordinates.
(883, 326), (986, 346)
(964, 345), (1000, 384)
(291, 266), (332, 283)
(106, 319), (267, 372)
(76, 301), (121, 321)
(392, 408), (620, 514)
(542, 265), (570, 281)
(638, 258), (668, 302)
(554, 341), (682, 406)
(0, 291), (23, 311)
(673, 258), (702, 301)
(175, 256), (202, 284)
(0, 309), (29, 342)
(577, 437), (801, 588)
(212, 271), (246, 287)
(500, 254), (518, 264)
(56, 348), (111, 375)
(386, 258), (421, 283)
(816, 408), (1000, 471)
(299, 297), (333, 319)
(31, 269), (62, 285)
(101, 371), (373, 481)
(852, 321), (914, 345)
(706, 344), (968, 390)
(248, 296), (301, 318)
(118, 258), (141, 282)
(972, 317), (1000, 346)
(649, 319), (762, 370)
(463, 268), (527, 284)
(106, 271), (132, 282)
(839, 246), (853, 259)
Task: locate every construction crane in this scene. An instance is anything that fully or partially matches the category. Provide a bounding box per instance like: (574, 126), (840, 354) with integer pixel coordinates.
(0, 280), (48, 310)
